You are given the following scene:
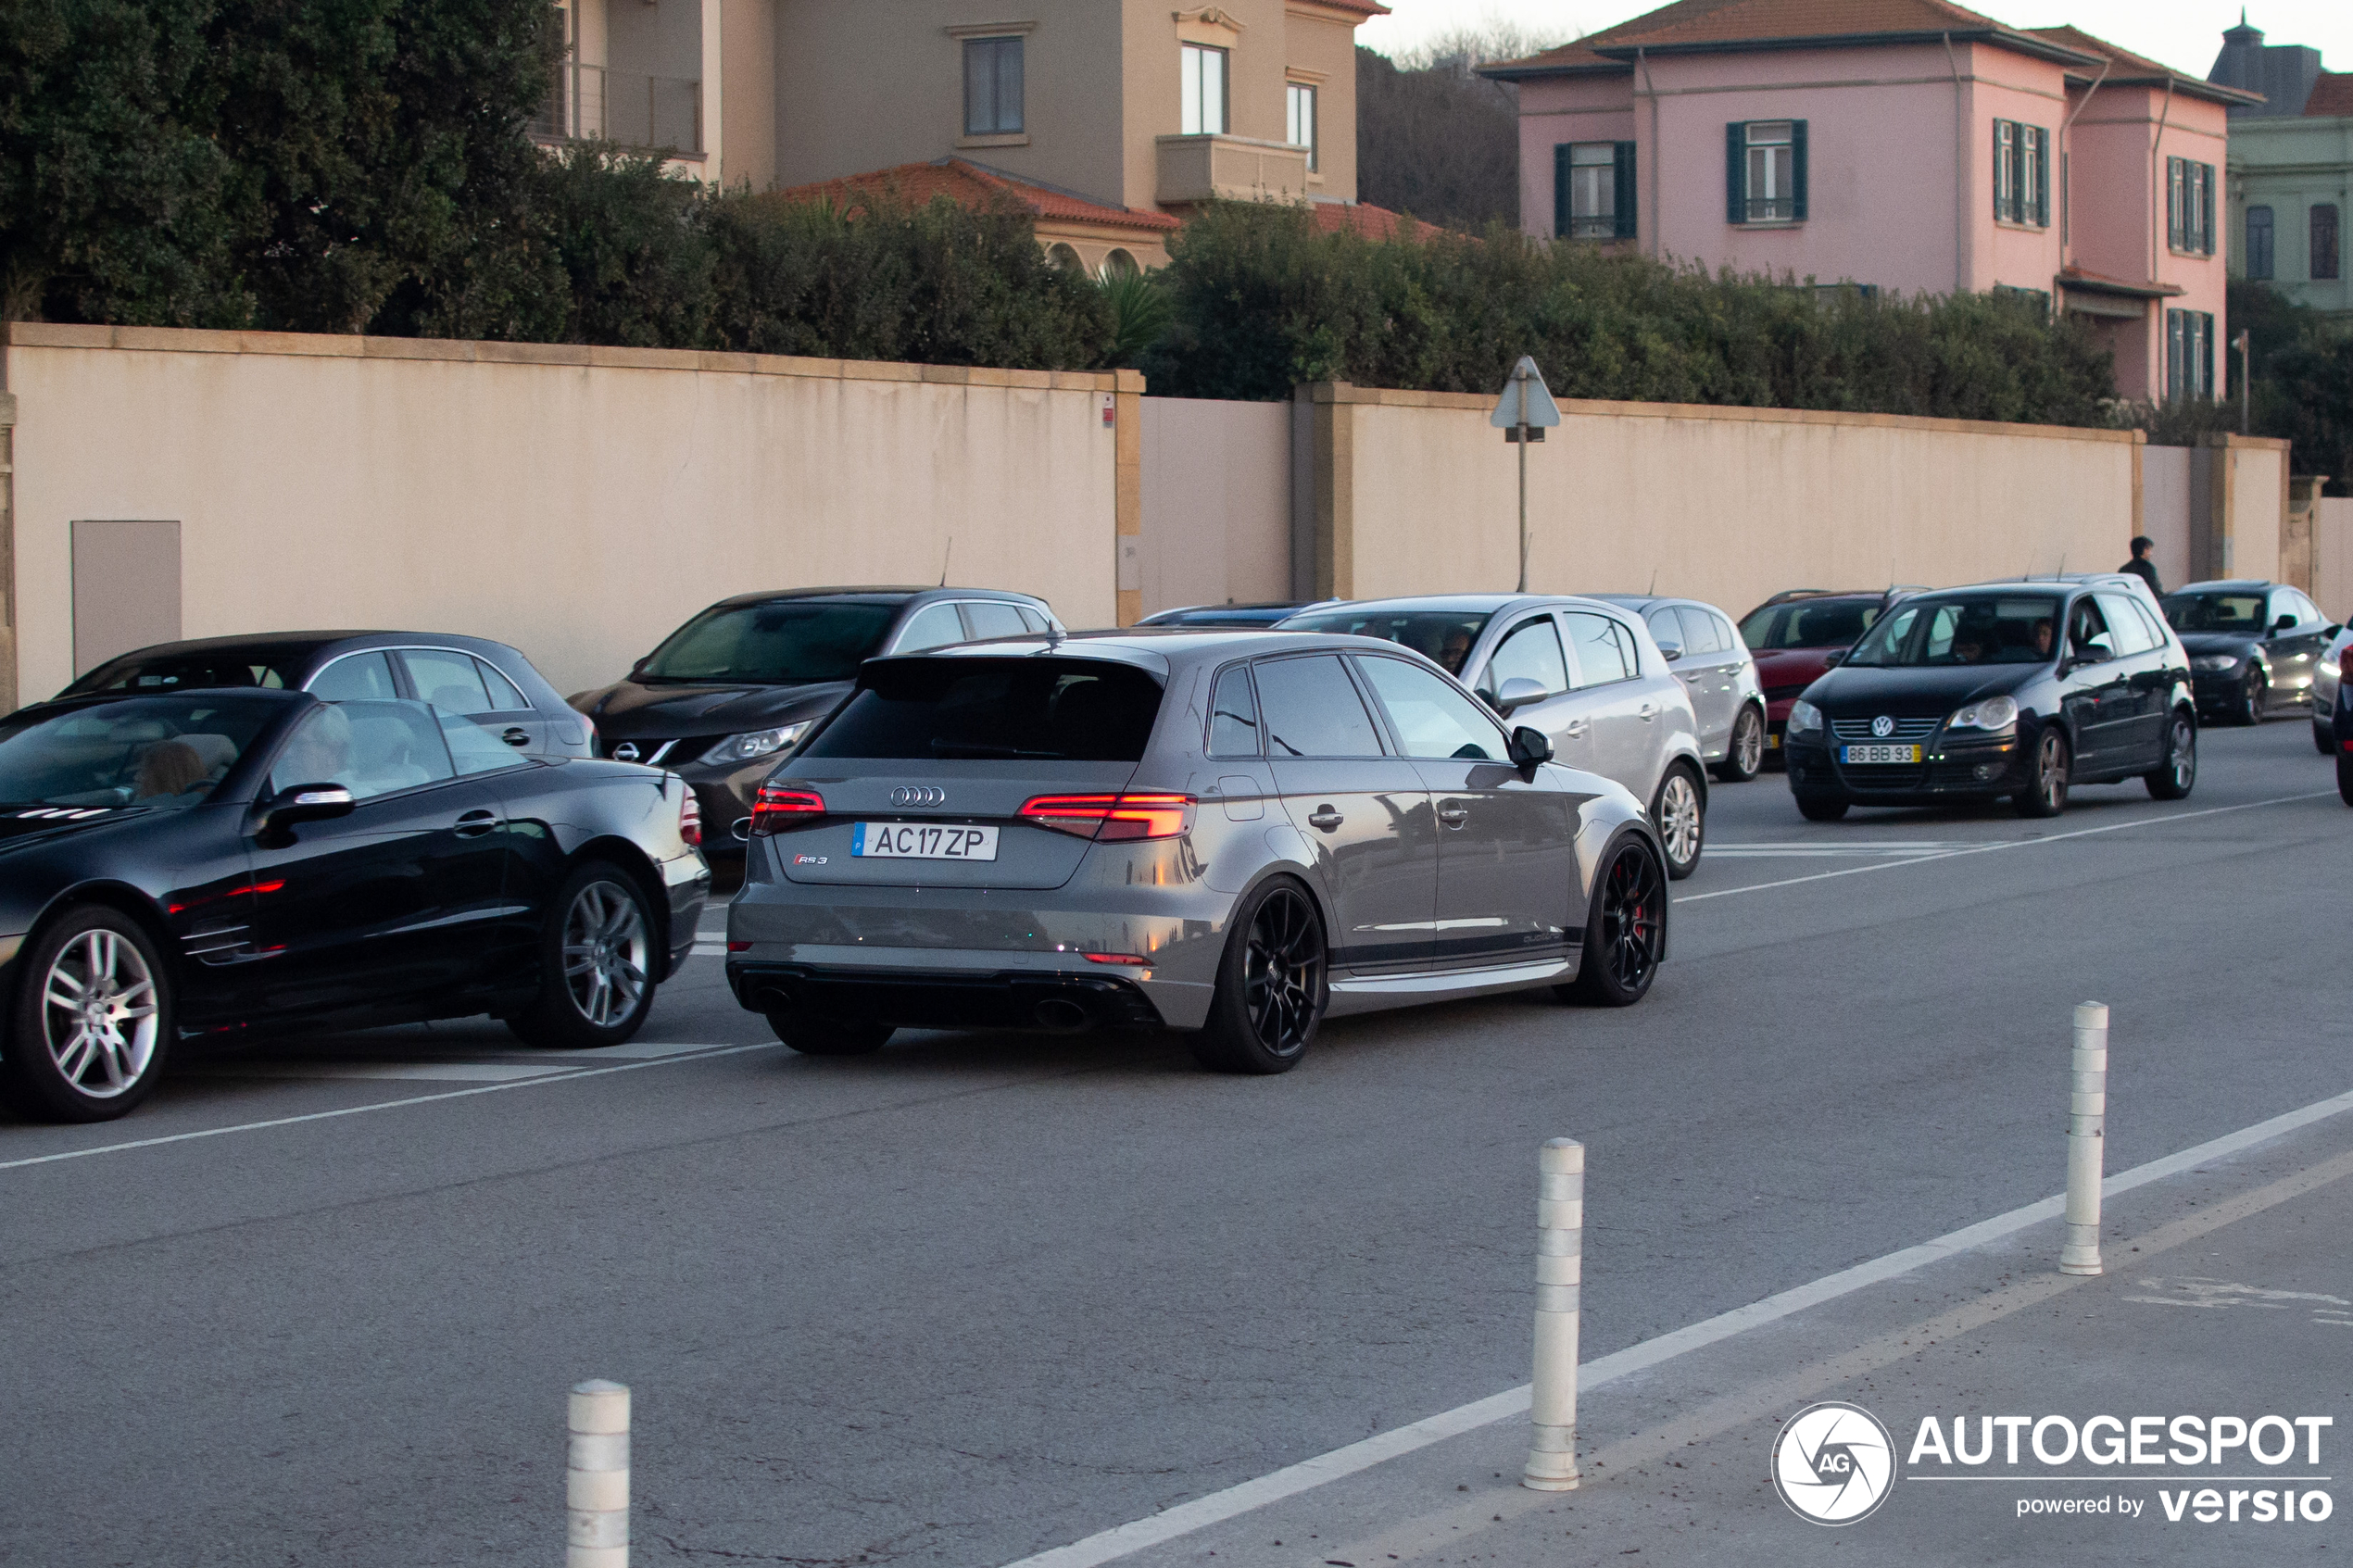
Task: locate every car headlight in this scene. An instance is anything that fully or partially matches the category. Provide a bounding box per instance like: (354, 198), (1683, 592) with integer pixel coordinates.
(2191, 654), (2241, 672)
(1787, 699), (1824, 736)
(700, 721), (812, 767)
(1946, 695), (2019, 733)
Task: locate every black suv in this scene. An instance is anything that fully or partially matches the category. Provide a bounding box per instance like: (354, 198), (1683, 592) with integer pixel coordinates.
(1783, 580), (2196, 820)
(571, 588), (1061, 850)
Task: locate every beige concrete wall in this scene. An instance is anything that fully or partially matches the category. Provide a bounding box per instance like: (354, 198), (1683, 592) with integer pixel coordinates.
(2140, 445), (2194, 594)
(2, 325), (1129, 709)
(2315, 497), (2353, 624)
(2219, 435), (2288, 586)
(1309, 384), (2146, 618)
(1138, 397), (1293, 615)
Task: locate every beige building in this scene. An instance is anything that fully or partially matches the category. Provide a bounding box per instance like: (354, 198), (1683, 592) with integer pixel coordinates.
(538, 0), (1383, 270)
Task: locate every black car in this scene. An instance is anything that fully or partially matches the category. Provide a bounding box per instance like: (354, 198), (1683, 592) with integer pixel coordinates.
(572, 587), (1061, 849)
(2158, 580), (2337, 726)
(0, 688), (708, 1122)
(63, 632), (593, 760)
(1783, 581), (2196, 821)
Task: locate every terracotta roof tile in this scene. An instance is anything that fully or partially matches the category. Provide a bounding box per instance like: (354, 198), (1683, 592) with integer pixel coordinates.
(1311, 201), (1447, 242)
(2023, 24), (2263, 103)
(771, 158), (1179, 232)
(1482, 0), (2094, 75)
(2307, 71), (2353, 117)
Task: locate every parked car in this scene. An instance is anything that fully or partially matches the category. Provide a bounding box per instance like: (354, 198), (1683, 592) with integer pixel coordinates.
(62, 632), (592, 761)
(571, 587), (1063, 851)
(2312, 625), (2353, 753)
(1277, 596), (1709, 878)
(1735, 590), (1919, 762)
(724, 630), (1667, 1071)
(1136, 601), (1330, 628)
(1594, 596), (1768, 782)
(2158, 580), (2337, 727)
(1784, 580), (2196, 821)
(0, 688), (708, 1122)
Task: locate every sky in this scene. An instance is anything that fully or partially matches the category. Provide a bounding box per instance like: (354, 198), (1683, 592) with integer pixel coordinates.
(1355, 0), (2353, 79)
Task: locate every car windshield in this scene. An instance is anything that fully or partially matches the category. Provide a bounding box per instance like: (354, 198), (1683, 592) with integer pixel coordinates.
(1843, 594), (2064, 668)
(802, 658), (1164, 761)
(2161, 593), (2266, 633)
(1738, 600), (1881, 650)
(638, 601), (900, 684)
(67, 651), (299, 694)
(1280, 609), (1494, 677)
(0, 696), (283, 810)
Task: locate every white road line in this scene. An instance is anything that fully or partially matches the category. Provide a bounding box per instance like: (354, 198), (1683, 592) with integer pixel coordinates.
(1677, 790), (2334, 904)
(0, 1044), (770, 1173)
(997, 1083), (2353, 1568)
(189, 1062), (575, 1083)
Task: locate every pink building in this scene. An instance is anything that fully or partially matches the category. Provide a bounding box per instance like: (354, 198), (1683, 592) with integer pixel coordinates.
(1482, 0), (2259, 403)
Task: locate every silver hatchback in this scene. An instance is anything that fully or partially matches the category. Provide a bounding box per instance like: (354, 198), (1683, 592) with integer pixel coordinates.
(724, 631), (1667, 1072)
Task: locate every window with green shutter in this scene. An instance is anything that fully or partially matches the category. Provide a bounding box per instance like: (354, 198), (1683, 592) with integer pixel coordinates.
(1558, 141), (1633, 240)
(1728, 120), (1806, 223)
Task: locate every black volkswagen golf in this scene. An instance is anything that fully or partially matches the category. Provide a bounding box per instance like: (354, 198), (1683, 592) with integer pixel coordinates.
(0, 688), (707, 1122)
(1783, 582), (2196, 821)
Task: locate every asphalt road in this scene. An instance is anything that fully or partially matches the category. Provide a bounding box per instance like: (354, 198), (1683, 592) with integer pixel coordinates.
(1, 719), (2346, 1567)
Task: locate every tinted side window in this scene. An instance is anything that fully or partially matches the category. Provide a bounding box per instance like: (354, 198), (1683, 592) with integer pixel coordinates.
(1354, 657), (1504, 760)
(2130, 600), (2172, 652)
(308, 651), (399, 702)
(401, 648), (494, 713)
(272, 699), (456, 800)
(1483, 616), (1568, 698)
(1564, 612), (1634, 686)
(1643, 607), (1681, 650)
(443, 712), (527, 775)
(1712, 611), (1743, 653)
(2094, 593), (2157, 655)
(1676, 607), (1726, 655)
(475, 659), (531, 710)
(896, 602), (967, 652)
(2284, 589), (2323, 627)
(1254, 655), (1385, 758)
(1206, 665), (1261, 757)
(1015, 606), (1051, 633)
(962, 601), (1029, 641)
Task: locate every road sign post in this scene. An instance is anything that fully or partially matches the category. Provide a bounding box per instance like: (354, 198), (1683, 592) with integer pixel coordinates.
(1490, 357), (1561, 594)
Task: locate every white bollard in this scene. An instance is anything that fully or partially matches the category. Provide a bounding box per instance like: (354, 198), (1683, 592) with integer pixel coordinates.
(568, 1380), (631, 1568)
(2059, 1002), (2108, 1276)
(1523, 1137), (1583, 1491)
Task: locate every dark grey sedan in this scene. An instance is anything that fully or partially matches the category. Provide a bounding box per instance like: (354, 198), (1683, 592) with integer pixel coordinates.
(725, 630), (1667, 1073)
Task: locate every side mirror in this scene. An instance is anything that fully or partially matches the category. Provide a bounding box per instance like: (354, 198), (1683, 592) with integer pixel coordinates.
(258, 782), (355, 841)
(1654, 637), (1685, 662)
(1493, 675), (1552, 714)
(2066, 645), (2114, 671)
(1822, 649), (1845, 668)
(2273, 613), (2298, 633)
(1508, 725), (1554, 770)
(629, 657), (651, 678)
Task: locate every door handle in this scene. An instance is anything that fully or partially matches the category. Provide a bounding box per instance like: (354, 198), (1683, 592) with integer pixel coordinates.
(1437, 803), (1469, 828)
(454, 809), (498, 837)
(1563, 721), (1589, 738)
(1306, 805), (1344, 831)
(1639, 704), (1658, 721)
(501, 727), (531, 747)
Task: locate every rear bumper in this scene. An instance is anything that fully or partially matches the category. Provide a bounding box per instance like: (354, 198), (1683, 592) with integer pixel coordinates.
(727, 960), (1167, 1032)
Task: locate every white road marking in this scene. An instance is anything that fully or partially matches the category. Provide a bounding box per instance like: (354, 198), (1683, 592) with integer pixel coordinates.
(1678, 790), (2334, 904)
(191, 1061), (575, 1083)
(0, 1044), (771, 1173)
(995, 1082), (2353, 1568)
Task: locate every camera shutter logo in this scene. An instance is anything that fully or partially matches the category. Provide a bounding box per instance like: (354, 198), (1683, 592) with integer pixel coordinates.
(1771, 1402), (1897, 1525)
(1870, 715), (1894, 739)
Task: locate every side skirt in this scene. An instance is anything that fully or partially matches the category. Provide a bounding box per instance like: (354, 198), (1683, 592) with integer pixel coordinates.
(1325, 955), (1575, 1017)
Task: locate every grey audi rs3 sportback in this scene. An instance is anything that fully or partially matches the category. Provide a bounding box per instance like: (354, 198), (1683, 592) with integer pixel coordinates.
(724, 630), (1667, 1073)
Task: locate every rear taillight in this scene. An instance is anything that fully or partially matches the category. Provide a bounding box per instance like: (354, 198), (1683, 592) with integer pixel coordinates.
(749, 785), (825, 836)
(1019, 793), (1193, 841)
(678, 790), (702, 847)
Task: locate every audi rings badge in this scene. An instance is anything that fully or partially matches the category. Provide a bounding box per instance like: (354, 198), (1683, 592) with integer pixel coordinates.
(889, 785), (949, 808)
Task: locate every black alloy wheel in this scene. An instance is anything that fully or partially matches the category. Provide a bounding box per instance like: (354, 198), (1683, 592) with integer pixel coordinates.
(2145, 710), (2197, 800)
(1715, 707), (1766, 784)
(2015, 728), (2070, 819)
(1191, 880), (1327, 1074)
(2239, 668), (2268, 725)
(1563, 834), (1665, 1007)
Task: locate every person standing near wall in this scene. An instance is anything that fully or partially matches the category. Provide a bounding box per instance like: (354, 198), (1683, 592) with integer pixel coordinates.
(2120, 536), (2164, 596)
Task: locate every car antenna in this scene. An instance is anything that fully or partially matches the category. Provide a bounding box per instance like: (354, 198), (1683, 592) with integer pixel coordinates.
(938, 535), (954, 587)
(1647, 567), (1657, 595)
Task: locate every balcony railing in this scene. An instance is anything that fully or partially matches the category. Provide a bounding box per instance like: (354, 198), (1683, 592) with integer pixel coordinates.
(1155, 134), (1310, 206)
(530, 63), (703, 157)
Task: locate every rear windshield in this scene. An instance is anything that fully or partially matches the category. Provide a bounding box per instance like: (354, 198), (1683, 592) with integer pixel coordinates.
(639, 601), (899, 684)
(68, 651), (300, 695)
(800, 658), (1164, 762)
(1280, 609), (1493, 678)
(2160, 593), (2265, 633)
(1738, 600), (1881, 650)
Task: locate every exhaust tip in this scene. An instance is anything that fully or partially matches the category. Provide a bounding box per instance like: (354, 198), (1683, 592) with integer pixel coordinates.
(1032, 997), (1089, 1032)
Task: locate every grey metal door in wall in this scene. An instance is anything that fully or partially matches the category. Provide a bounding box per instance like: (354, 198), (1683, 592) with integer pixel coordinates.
(71, 520), (182, 679)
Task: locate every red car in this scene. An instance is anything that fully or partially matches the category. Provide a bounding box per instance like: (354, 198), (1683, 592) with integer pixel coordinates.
(1735, 589), (1920, 761)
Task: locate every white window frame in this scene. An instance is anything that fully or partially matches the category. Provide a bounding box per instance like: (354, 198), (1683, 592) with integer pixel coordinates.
(1181, 44), (1228, 136)
(1744, 121), (1794, 222)
(1287, 82), (1317, 170)
(1566, 142), (1616, 240)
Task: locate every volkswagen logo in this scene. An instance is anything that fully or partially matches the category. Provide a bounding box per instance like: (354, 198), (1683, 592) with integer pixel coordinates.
(1771, 1401), (1896, 1525)
(612, 742), (640, 762)
(1870, 715), (1895, 738)
(889, 785), (948, 808)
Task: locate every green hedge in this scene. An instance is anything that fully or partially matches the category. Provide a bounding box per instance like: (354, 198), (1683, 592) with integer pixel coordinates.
(1140, 202), (2118, 424)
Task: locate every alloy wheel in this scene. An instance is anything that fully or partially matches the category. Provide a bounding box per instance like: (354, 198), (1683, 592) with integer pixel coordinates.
(40, 929), (159, 1099)
(561, 880), (649, 1028)
(2244, 671), (2267, 724)
(1732, 710), (1764, 776)
(1655, 771), (1702, 868)
(2038, 732), (2070, 811)
(1241, 887), (1323, 1058)
(1597, 845), (1664, 992)
(2166, 716), (2196, 792)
